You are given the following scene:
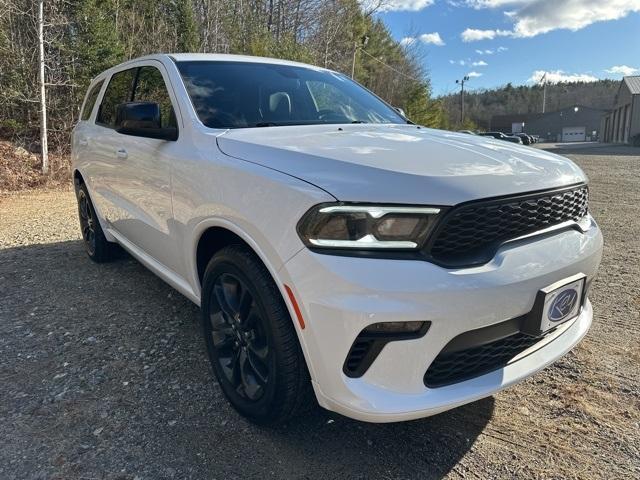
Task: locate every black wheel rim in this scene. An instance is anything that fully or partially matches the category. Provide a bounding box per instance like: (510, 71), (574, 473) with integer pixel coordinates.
(78, 191), (96, 255)
(208, 273), (270, 401)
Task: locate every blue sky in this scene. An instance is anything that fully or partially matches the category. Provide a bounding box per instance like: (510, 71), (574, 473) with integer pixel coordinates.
(373, 0), (640, 96)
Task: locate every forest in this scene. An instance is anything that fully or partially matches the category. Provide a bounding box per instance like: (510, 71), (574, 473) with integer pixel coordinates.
(0, 0), (447, 158)
(0, 0), (623, 183)
(440, 80), (620, 130)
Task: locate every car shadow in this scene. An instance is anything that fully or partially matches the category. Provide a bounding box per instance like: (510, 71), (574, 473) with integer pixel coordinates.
(0, 239), (492, 479)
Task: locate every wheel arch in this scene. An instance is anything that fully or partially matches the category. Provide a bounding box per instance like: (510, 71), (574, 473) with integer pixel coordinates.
(192, 219), (289, 295)
(192, 220), (317, 384)
(73, 169), (85, 188)
(196, 226), (251, 286)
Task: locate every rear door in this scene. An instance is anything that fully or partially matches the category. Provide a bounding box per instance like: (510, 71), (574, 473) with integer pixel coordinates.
(73, 79), (104, 164)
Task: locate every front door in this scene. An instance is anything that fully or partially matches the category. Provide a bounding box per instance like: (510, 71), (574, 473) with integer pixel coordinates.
(92, 63), (181, 274)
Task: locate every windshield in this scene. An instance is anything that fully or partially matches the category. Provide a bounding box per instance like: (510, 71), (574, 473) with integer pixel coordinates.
(176, 61), (406, 129)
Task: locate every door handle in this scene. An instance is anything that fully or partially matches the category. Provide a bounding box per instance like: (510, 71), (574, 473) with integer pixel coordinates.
(116, 148), (128, 160)
(78, 138), (88, 146)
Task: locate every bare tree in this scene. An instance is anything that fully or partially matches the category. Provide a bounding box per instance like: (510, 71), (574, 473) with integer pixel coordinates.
(37, 0), (48, 174)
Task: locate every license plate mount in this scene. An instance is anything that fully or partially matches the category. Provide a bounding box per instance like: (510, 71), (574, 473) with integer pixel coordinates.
(521, 273), (586, 337)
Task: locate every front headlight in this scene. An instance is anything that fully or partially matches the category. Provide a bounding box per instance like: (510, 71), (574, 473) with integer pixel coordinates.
(297, 203), (442, 250)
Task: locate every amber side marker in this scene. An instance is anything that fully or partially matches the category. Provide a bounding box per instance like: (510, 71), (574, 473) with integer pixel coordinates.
(284, 284), (306, 330)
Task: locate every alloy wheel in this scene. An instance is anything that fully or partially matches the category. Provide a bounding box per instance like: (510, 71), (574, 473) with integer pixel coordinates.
(208, 273), (271, 401)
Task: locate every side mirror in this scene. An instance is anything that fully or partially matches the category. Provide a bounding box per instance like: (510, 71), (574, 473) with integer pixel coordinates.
(394, 107), (407, 118)
(115, 102), (178, 141)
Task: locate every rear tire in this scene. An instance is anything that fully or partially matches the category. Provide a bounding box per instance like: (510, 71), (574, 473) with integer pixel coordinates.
(75, 183), (117, 263)
(201, 245), (314, 424)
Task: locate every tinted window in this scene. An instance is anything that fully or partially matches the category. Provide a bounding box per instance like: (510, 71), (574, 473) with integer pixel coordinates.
(133, 66), (177, 129)
(81, 80), (103, 121)
(176, 61), (405, 129)
(97, 68), (136, 127)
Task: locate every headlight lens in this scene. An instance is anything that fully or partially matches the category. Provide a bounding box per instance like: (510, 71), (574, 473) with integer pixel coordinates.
(297, 204), (441, 250)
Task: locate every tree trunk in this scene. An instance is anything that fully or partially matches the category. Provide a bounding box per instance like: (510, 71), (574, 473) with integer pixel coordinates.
(38, 0), (49, 175)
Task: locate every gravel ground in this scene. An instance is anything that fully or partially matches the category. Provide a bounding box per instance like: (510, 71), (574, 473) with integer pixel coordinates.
(1, 145), (639, 480)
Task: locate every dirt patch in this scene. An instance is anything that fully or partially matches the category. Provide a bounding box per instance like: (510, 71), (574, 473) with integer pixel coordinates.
(0, 148), (639, 479)
(0, 140), (70, 192)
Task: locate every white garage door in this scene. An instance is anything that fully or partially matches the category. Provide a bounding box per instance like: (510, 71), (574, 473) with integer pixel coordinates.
(562, 126), (586, 142)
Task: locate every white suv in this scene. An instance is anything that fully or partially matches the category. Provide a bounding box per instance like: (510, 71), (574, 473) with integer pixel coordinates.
(72, 54), (603, 424)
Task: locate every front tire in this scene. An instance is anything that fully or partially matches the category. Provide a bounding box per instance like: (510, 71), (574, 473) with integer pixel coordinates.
(201, 245), (313, 424)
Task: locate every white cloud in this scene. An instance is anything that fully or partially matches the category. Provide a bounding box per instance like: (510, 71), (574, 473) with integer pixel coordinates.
(472, 60), (488, 66)
(402, 32), (445, 47)
(374, 0), (435, 12)
(419, 32), (445, 46)
(475, 49), (494, 55)
(465, 0), (525, 7)
(461, 28), (511, 42)
(400, 37), (417, 46)
(467, 71), (483, 78)
(461, 0), (640, 39)
(497, 46), (508, 52)
(605, 65), (639, 76)
(529, 70), (599, 84)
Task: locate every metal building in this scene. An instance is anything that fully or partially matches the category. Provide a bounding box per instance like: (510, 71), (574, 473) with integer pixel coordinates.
(600, 76), (640, 144)
(491, 105), (606, 142)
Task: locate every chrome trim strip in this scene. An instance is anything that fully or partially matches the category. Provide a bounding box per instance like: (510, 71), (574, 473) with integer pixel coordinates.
(318, 205), (441, 218)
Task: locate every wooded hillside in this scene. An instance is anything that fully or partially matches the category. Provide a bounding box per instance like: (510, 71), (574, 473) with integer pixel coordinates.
(440, 80), (619, 130)
(0, 0), (446, 157)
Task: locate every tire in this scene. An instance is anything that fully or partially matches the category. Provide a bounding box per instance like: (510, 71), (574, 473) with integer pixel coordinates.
(201, 245), (314, 424)
(75, 183), (117, 263)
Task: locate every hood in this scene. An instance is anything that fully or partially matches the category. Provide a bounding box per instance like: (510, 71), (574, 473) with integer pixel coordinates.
(216, 124), (586, 205)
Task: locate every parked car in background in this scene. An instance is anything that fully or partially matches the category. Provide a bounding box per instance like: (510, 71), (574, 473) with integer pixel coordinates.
(72, 53), (602, 424)
(479, 131), (508, 140)
(480, 131), (523, 145)
(480, 131), (522, 144)
(504, 135), (523, 144)
(515, 133), (532, 145)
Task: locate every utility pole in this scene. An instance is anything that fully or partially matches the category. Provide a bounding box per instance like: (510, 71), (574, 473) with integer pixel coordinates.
(541, 72), (547, 113)
(456, 76), (470, 125)
(37, 0), (49, 174)
(351, 35), (369, 79)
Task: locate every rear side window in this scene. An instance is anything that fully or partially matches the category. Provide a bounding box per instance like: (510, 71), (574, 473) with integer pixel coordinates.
(134, 66), (177, 129)
(80, 80), (103, 121)
(96, 68), (136, 128)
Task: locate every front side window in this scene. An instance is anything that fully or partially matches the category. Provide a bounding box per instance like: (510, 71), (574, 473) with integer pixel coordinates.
(80, 80), (104, 121)
(133, 66), (177, 129)
(96, 68), (136, 128)
(176, 61), (405, 129)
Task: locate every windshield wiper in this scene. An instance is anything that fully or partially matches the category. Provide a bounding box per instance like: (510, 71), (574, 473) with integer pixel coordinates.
(254, 122), (279, 127)
(351, 120), (368, 124)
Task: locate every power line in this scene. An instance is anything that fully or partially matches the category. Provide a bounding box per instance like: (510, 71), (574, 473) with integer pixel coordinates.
(358, 48), (424, 84)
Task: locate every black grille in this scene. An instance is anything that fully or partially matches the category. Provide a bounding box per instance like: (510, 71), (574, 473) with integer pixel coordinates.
(424, 332), (544, 388)
(429, 185), (588, 266)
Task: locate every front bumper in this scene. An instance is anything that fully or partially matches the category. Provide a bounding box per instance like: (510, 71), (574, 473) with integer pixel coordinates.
(280, 223), (603, 423)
